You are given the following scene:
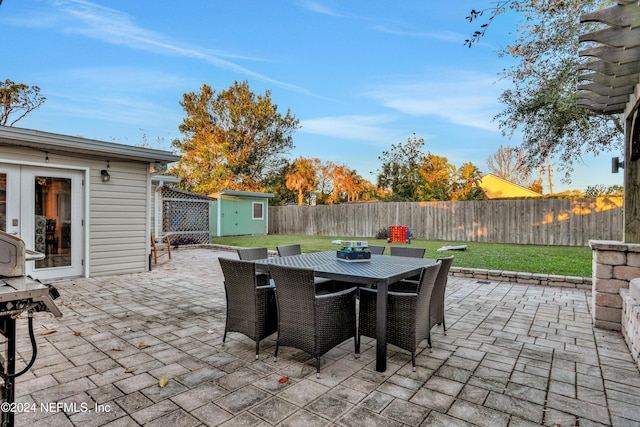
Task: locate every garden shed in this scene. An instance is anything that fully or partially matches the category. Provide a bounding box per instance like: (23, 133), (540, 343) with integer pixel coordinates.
(210, 190), (274, 236)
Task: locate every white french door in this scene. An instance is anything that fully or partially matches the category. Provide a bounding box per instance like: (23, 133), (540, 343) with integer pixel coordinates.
(0, 163), (84, 279)
(0, 164), (20, 235)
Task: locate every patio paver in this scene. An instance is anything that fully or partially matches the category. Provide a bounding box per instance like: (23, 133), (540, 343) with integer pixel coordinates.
(8, 247), (640, 426)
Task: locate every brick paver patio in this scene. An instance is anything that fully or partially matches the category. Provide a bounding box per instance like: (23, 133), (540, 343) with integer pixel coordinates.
(9, 248), (640, 426)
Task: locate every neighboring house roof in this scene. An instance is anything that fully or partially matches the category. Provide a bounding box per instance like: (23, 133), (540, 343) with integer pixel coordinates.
(212, 190), (275, 199)
(479, 174), (542, 199)
(0, 126), (181, 165)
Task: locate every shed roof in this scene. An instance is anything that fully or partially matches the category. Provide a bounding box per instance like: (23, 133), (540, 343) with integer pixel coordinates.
(213, 190), (275, 199)
(0, 126), (181, 165)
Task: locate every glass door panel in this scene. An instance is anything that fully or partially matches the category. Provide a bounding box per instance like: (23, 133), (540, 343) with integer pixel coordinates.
(34, 176), (72, 269)
(21, 167), (83, 279)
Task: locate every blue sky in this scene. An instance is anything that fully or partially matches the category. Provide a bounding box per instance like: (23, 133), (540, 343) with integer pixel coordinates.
(0, 0), (623, 193)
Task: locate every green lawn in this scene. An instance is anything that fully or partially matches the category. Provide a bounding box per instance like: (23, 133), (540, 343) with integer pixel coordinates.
(211, 235), (593, 278)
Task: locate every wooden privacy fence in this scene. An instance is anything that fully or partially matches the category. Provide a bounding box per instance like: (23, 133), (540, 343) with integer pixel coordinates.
(268, 197), (623, 246)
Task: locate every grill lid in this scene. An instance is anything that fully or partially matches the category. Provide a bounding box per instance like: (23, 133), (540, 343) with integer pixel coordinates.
(0, 230), (44, 277)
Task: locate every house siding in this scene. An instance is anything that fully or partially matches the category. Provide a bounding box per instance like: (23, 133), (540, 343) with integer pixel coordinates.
(90, 163), (149, 276)
(1, 145), (151, 277)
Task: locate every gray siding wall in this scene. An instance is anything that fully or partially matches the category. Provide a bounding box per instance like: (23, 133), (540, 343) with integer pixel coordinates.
(1, 146), (151, 276)
(89, 162), (149, 276)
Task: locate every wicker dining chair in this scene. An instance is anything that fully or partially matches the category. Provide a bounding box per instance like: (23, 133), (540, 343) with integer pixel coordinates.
(389, 246), (426, 258)
(428, 256), (454, 346)
(218, 258), (278, 359)
(389, 256), (454, 348)
(368, 245), (386, 255)
(389, 246), (426, 281)
(276, 244), (302, 257)
(359, 261), (441, 371)
(269, 264), (358, 377)
(237, 247), (271, 286)
(237, 247), (269, 260)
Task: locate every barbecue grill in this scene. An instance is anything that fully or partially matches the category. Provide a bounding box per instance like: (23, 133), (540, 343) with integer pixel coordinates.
(0, 230), (62, 427)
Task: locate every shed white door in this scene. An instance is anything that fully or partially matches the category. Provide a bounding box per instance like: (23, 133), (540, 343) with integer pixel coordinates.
(0, 164), (84, 279)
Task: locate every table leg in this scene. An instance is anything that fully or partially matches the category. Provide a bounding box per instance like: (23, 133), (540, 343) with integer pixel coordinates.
(375, 280), (388, 372)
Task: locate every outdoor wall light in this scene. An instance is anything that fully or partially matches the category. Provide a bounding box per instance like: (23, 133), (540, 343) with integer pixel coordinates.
(612, 157), (625, 174)
(100, 169), (111, 182)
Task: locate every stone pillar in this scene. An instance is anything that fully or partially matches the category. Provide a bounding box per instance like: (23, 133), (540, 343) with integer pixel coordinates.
(590, 240), (640, 330)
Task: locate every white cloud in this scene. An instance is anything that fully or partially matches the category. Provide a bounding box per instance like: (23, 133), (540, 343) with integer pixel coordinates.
(29, 0), (310, 94)
(300, 114), (403, 144)
(298, 0), (344, 17)
(372, 25), (466, 43)
(364, 71), (505, 132)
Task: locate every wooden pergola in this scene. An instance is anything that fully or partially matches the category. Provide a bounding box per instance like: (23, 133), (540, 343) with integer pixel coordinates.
(578, 0), (640, 242)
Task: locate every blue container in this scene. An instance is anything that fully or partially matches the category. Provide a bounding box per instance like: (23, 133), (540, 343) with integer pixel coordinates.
(336, 250), (371, 262)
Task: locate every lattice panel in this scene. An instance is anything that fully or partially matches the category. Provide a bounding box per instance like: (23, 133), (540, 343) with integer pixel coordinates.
(161, 188), (211, 245)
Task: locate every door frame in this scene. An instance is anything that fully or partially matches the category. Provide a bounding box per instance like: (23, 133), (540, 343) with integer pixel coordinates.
(0, 160), (89, 279)
(0, 163), (21, 236)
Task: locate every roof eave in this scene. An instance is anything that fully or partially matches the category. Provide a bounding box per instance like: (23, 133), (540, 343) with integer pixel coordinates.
(0, 126), (181, 164)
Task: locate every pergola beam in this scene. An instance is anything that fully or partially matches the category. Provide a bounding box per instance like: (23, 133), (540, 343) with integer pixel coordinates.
(578, 1), (640, 243)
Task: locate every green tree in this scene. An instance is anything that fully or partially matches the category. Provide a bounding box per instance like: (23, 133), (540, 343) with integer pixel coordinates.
(263, 162), (297, 206)
(584, 184), (623, 197)
(171, 81), (299, 194)
(466, 1), (623, 181)
(376, 134), (426, 201)
(0, 79), (46, 126)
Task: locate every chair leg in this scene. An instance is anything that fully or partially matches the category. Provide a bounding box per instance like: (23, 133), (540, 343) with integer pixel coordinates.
(274, 342), (279, 362)
(427, 336), (432, 349)
(443, 318), (447, 335)
(255, 342), (260, 360)
(222, 330), (227, 345)
(411, 352), (416, 372)
(354, 336), (360, 358)
(316, 357), (321, 378)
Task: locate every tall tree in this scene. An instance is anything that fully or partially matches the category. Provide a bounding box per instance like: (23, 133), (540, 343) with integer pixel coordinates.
(466, 1), (623, 181)
(315, 160), (380, 204)
(486, 144), (534, 187)
(332, 164), (365, 203)
(456, 162), (486, 200)
(171, 81), (299, 194)
(263, 162), (297, 206)
(418, 153), (452, 201)
(377, 134), (426, 201)
(285, 157), (319, 206)
(0, 79), (46, 126)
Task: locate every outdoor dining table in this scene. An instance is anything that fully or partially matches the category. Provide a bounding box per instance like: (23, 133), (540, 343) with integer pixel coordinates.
(255, 250), (437, 372)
